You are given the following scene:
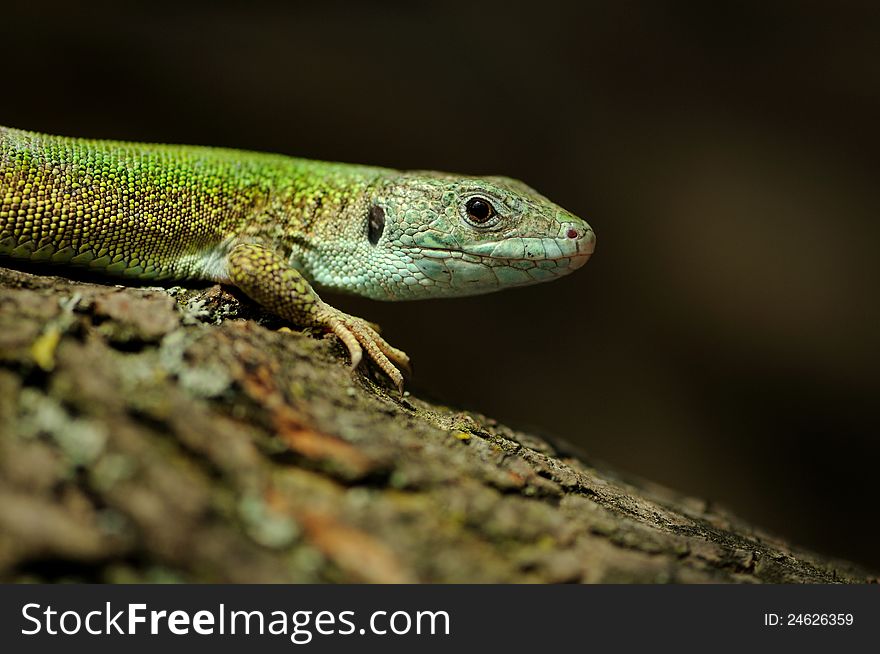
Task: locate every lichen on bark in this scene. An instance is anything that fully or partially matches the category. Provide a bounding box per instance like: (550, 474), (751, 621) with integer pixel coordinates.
(0, 267), (874, 583)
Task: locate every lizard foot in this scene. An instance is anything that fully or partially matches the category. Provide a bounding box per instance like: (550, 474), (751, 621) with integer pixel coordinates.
(319, 305), (411, 393)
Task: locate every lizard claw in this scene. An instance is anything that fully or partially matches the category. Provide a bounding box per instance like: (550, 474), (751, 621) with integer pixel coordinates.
(322, 307), (411, 392)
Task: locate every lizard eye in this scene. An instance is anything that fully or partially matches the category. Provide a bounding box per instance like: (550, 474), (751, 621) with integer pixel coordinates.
(464, 197), (495, 225)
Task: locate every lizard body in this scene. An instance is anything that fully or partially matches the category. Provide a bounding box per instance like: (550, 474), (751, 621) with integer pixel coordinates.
(0, 126), (595, 390)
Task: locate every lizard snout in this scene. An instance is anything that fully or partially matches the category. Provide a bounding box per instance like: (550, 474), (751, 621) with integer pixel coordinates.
(560, 221), (596, 256)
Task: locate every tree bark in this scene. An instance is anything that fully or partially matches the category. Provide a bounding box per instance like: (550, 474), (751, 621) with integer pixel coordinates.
(0, 266), (874, 583)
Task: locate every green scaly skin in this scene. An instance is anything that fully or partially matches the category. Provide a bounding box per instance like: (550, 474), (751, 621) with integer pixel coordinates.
(0, 125), (596, 390)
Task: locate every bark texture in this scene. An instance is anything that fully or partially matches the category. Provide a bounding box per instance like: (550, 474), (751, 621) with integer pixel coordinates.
(0, 267), (874, 583)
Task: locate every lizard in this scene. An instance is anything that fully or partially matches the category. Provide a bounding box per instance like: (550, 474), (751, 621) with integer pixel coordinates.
(0, 125), (596, 392)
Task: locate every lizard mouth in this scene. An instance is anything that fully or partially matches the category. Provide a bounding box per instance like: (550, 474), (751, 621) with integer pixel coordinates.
(411, 245), (593, 266)
(412, 228), (595, 263)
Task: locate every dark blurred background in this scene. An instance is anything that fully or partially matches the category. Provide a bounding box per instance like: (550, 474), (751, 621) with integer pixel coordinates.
(3, 0), (878, 569)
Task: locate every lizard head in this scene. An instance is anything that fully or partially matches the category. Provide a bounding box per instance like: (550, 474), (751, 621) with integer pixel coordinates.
(294, 171), (595, 300)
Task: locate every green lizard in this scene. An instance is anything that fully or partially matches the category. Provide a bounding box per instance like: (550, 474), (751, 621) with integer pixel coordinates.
(0, 126), (595, 391)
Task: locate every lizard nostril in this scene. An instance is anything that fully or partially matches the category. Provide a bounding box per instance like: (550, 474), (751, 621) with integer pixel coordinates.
(566, 228), (578, 239)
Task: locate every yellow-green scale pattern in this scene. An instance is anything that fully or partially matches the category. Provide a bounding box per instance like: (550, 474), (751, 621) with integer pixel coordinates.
(0, 126), (382, 281)
(0, 124), (596, 391)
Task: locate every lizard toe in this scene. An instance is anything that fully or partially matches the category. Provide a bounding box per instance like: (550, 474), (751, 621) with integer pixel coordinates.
(322, 308), (409, 392)
(329, 319), (363, 370)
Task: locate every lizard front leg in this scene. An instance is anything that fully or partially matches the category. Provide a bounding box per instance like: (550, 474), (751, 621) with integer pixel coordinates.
(227, 242), (410, 392)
